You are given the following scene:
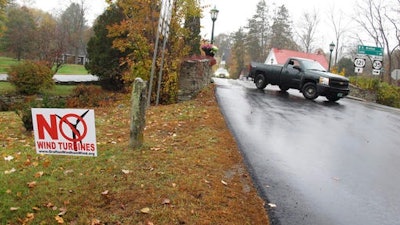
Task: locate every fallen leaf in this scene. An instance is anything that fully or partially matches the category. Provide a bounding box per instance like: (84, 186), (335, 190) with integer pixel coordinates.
(221, 180), (228, 186)
(162, 198), (171, 205)
(101, 190), (109, 195)
(58, 207), (67, 216)
(121, 169), (130, 174)
(27, 181), (37, 188)
(24, 159), (31, 166)
(91, 218), (101, 225)
(4, 155), (14, 161)
(43, 160), (51, 168)
(26, 213), (35, 220)
(44, 202), (54, 208)
(34, 171), (44, 178)
(55, 215), (64, 224)
(32, 206), (40, 211)
(4, 168), (16, 174)
(140, 207), (150, 214)
(63, 169), (74, 175)
(6, 189), (11, 194)
(10, 207), (19, 211)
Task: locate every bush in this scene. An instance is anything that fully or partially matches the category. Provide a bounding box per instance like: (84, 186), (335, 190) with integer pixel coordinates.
(14, 95), (67, 131)
(349, 76), (380, 90)
(376, 82), (400, 108)
(67, 85), (105, 108)
(7, 61), (54, 95)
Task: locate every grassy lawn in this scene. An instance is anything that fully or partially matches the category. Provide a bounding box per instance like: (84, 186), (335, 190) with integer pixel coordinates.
(0, 85), (270, 224)
(57, 64), (88, 75)
(0, 57), (88, 75)
(0, 82), (77, 96)
(0, 57), (19, 73)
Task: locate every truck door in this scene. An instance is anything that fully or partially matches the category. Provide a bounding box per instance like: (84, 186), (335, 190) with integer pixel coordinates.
(281, 59), (303, 89)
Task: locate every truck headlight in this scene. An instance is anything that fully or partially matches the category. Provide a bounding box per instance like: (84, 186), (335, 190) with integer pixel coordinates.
(319, 77), (330, 86)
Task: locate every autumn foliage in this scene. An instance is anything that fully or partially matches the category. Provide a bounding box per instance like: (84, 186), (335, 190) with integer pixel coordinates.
(7, 61), (54, 95)
(103, 0), (199, 104)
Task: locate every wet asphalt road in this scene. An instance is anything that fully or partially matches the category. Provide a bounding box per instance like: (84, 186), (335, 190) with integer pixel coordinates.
(214, 78), (400, 225)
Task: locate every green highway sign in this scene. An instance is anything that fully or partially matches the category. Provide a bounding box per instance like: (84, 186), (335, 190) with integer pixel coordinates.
(357, 45), (384, 56)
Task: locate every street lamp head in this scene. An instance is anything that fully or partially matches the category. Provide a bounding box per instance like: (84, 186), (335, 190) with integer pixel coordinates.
(210, 6), (219, 22)
(329, 42), (335, 52)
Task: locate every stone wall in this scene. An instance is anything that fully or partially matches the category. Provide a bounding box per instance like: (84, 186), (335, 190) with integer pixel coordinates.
(349, 84), (377, 102)
(178, 58), (213, 101)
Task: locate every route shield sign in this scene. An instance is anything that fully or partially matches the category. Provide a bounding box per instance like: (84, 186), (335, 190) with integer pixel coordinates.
(354, 57), (366, 68)
(357, 45), (383, 56)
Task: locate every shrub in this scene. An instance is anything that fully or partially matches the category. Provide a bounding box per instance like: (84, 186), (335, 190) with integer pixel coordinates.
(376, 82), (400, 108)
(8, 61), (54, 95)
(349, 76), (380, 90)
(67, 85), (105, 108)
(14, 95), (67, 131)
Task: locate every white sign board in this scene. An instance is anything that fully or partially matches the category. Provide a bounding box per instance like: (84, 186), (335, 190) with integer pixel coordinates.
(372, 69), (381, 76)
(355, 67), (363, 73)
(32, 108), (97, 157)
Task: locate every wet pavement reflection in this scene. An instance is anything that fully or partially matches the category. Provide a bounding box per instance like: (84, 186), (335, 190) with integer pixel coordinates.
(214, 78), (400, 225)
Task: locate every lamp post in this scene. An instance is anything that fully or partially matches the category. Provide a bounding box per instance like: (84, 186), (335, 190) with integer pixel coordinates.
(210, 6), (219, 44)
(328, 42), (335, 72)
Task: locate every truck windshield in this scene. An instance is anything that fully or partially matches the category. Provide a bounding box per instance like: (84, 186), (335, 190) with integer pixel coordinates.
(302, 60), (326, 72)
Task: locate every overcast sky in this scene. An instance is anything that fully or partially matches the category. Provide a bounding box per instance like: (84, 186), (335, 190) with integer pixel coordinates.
(200, 0), (359, 53)
(20, 0), (362, 52)
(16, 0), (108, 25)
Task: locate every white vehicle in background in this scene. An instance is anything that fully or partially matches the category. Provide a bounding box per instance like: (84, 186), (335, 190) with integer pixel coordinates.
(214, 68), (229, 78)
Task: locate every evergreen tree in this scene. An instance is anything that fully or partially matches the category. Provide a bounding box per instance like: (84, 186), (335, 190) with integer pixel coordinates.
(183, 0), (201, 55)
(269, 5), (298, 50)
(85, 4), (128, 91)
(246, 0), (269, 62)
(230, 28), (247, 78)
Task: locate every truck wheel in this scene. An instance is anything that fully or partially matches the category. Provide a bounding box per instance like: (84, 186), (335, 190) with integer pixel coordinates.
(255, 74), (267, 89)
(302, 82), (318, 100)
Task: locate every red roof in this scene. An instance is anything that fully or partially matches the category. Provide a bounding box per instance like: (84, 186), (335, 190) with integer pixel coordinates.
(269, 48), (329, 70)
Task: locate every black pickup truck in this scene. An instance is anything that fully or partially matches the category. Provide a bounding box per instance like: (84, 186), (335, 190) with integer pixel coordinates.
(248, 57), (350, 102)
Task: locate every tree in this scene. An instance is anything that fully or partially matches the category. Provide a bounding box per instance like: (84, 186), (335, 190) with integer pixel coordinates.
(337, 57), (355, 77)
(328, 5), (350, 67)
(354, 0), (398, 83)
(183, 0), (201, 55)
(229, 28), (247, 79)
(85, 4), (128, 91)
(296, 10), (319, 53)
(245, 0), (269, 62)
(269, 5), (298, 50)
(59, 2), (87, 64)
(29, 8), (64, 70)
(107, 0), (197, 104)
(0, 0), (8, 36)
(2, 6), (36, 60)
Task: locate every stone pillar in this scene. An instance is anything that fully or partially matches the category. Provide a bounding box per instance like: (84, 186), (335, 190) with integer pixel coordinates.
(130, 78), (147, 148)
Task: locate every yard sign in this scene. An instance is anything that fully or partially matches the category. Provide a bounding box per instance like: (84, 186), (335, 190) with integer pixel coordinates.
(32, 108), (97, 157)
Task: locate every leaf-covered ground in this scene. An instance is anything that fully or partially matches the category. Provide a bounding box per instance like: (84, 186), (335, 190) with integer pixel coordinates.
(0, 85), (269, 224)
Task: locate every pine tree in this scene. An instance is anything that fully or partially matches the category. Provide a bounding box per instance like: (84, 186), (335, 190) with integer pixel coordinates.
(245, 0), (269, 62)
(230, 28), (247, 78)
(269, 5), (298, 50)
(85, 4), (128, 91)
